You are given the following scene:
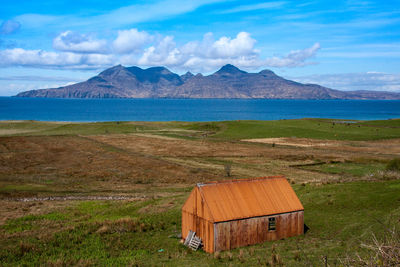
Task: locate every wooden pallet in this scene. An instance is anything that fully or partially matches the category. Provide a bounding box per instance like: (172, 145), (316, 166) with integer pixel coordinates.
(184, 230), (195, 246)
(184, 230), (202, 251)
(188, 236), (202, 251)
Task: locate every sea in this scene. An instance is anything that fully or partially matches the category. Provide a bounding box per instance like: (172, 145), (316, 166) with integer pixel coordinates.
(1, 97), (399, 122)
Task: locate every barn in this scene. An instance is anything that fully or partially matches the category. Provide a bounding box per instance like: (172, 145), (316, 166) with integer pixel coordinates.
(181, 176), (304, 253)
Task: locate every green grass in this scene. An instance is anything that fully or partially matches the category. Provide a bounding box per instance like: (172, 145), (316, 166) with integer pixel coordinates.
(386, 158), (400, 171)
(209, 119), (400, 141)
(1, 180), (399, 266)
(300, 161), (386, 177)
(1, 118), (399, 140)
(358, 119), (400, 127)
(183, 122), (222, 132)
(0, 184), (56, 197)
(0, 121), (56, 132)
(0, 121), (155, 136)
(3, 212), (70, 233)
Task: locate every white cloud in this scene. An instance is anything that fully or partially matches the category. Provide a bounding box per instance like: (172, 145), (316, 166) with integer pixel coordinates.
(210, 32), (258, 58)
(0, 75), (78, 82)
(0, 48), (77, 66)
(265, 42), (320, 67)
(179, 32), (214, 57)
(113, 29), (153, 54)
(0, 48), (113, 69)
(0, 20), (21, 34)
(0, 30), (321, 72)
(137, 36), (182, 66)
(53, 31), (108, 54)
(290, 72), (400, 92)
(135, 32), (263, 72)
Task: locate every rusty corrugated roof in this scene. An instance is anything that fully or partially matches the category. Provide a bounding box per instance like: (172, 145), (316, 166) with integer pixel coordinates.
(196, 176), (304, 222)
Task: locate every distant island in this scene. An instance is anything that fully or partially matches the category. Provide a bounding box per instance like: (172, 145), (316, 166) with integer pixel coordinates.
(16, 64), (400, 99)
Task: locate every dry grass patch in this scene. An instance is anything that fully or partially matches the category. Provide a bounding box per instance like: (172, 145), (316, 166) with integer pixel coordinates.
(138, 200), (176, 214)
(0, 135), (220, 197)
(243, 137), (400, 158)
(0, 200), (74, 226)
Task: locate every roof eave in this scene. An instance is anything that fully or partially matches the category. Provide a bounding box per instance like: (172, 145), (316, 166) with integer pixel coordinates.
(212, 209), (305, 224)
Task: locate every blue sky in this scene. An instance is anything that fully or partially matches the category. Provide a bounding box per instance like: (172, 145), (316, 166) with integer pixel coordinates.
(0, 0), (399, 95)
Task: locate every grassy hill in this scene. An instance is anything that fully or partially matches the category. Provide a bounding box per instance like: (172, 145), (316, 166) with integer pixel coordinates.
(0, 119), (399, 266)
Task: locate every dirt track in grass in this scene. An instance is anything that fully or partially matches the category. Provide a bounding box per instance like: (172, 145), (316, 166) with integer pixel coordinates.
(90, 134), (400, 160)
(242, 137), (400, 156)
(1, 133), (398, 203)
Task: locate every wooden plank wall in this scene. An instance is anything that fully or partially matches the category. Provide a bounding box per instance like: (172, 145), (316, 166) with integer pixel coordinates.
(214, 211), (304, 252)
(182, 187), (215, 253)
(182, 211), (214, 253)
(182, 211), (195, 240)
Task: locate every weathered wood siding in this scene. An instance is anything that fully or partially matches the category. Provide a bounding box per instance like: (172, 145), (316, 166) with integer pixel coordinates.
(181, 187), (215, 253)
(182, 212), (214, 253)
(214, 211), (304, 252)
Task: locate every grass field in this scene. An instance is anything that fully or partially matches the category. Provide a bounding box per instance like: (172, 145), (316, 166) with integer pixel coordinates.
(299, 160), (386, 177)
(0, 119), (399, 266)
(1, 118), (400, 140)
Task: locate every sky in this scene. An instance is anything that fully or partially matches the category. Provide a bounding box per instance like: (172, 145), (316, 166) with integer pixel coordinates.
(0, 0), (399, 96)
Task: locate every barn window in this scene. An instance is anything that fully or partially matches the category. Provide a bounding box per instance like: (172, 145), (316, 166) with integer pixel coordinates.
(268, 217), (276, 231)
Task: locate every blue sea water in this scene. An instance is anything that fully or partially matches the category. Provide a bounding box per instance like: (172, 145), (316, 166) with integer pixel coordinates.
(0, 97), (399, 122)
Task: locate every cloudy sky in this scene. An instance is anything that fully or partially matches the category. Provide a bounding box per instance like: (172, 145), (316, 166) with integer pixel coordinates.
(0, 0), (399, 96)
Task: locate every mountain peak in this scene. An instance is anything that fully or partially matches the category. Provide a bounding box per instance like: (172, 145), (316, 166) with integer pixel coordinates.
(181, 71), (194, 82)
(98, 64), (128, 77)
(126, 66), (182, 84)
(108, 64), (125, 71)
(146, 66), (172, 74)
(215, 64), (247, 75)
(259, 69), (278, 77)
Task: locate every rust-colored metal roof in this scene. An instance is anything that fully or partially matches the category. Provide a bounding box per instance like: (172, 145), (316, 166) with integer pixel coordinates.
(185, 176), (304, 222)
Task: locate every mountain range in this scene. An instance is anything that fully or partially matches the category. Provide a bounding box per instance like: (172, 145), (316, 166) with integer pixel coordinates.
(16, 64), (400, 99)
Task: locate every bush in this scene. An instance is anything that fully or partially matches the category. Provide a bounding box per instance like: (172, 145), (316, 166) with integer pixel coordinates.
(385, 159), (400, 172)
(224, 163), (232, 177)
(341, 221), (400, 266)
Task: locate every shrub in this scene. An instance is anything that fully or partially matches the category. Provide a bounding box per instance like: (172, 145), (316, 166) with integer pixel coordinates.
(226, 252), (233, 261)
(270, 245), (283, 266)
(238, 249), (245, 263)
(341, 221), (400, 266)
(385, 158), (400, 172)
(224, 163), (232, 177)
(95, 217), (141, 234)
